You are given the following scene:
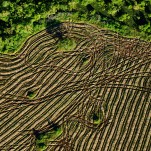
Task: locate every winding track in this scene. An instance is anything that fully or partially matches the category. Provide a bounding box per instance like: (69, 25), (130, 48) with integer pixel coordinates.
(0, 22), (150, 151)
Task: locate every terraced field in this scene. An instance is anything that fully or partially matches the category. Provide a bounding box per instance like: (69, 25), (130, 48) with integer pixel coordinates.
(0, 22), (150, 151)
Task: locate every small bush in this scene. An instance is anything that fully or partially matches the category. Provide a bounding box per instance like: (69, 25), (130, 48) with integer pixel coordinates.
(57, 38), (76, 52)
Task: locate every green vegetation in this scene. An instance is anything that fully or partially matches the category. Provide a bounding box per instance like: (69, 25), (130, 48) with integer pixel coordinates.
(36, 143), (46, 151)
(57, 38), (76, 52)
(93, 110), (103, 125)
(27, 91), (36, 99)
(81, 55), (90, 66)
(0, 0), (151, 54)
(35, 126), (62, 151)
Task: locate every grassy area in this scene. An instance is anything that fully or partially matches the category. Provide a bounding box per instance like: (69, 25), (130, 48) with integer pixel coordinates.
(54, 12), (151, 41)
(93, 118), (101, 125)
(57, 38), (76, 52)
(81, 56), (90, 66)
(35, 126), (62, 151)
(1, 13), (150, 55)
(93, 110), (104, 125)
(0, 1), (151, 54)
(27, 91), (36, 99)
(0, 21), (46, 55)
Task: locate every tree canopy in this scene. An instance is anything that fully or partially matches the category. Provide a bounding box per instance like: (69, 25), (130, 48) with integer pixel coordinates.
(0, 0), (151, 53)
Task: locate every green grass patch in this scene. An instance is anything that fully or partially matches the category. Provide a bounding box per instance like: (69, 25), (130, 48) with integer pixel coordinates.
(35, 126), (62, 151)
(93, 110), (103, 125)
(54, 12), (151, 42)
(57, 38), (76, 52)
(81, 56), (90, 66)
(27, 91), (36, 99)
(0, 1), (151, 54)
(36, 143), (47, 151)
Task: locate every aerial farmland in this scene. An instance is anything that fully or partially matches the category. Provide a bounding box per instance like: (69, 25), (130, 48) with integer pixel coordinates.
(0, 1), (151, 151)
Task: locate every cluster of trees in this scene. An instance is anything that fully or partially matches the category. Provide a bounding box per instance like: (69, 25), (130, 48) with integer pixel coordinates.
(0, 0), (53, 53)
(0, 0), (151, 53)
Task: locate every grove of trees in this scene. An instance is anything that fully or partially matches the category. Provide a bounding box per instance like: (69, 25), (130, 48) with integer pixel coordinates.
(0, 0), (151, 53)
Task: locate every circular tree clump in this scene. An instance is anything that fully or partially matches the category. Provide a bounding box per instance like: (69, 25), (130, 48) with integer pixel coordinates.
(57, 38), (76, 52)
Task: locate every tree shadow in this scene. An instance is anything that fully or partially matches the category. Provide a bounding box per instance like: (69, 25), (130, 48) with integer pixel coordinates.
(48, 119), (60, 131)
(33, 119), (60, 140)
(45, 18), (64, 40)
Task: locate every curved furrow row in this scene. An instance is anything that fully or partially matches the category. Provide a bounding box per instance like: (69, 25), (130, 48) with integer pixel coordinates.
(102, 63), (147, 150)
(2, 92), (72, 147)
(135, 101), (151, 151)
(95, 78), (133, 149)
(38, 55), (79, 97)
(5, 91), (83, 149)
(125, 92), (150, 150)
